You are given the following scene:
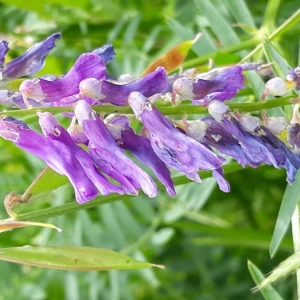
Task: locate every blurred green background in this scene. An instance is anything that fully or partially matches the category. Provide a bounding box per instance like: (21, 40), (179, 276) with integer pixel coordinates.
(0, 0), (300, 299)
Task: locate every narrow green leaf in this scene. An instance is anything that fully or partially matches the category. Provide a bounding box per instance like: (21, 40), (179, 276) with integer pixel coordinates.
(261, 0), (281, 31)
(188, 223), (293, 252)
(224, 0), (256, 29)
(270, 171), (300, 257)
(0, 246), (164, 271)
(167, 19), (216, 56)
(262, 38), (290, 77)
(247, 260), (284, 300)
(194, 0), (240, 46)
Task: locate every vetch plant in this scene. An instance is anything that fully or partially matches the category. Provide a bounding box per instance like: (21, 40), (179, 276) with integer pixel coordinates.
(0, 4), (300, 298)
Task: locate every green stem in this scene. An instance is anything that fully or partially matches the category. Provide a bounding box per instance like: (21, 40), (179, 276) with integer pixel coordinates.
(16, 162), (243, 222)
(0, 96), (295, 118)
(291, 204), (300, 300)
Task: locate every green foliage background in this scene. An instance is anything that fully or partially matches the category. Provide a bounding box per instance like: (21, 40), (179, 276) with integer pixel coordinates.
(0, 0), (299, 299)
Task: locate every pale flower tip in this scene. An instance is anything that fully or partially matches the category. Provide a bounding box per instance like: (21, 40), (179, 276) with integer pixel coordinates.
(207, 100), (229, 122)
(264, 77), (288, 97)
(235, 112), (260, 133)
(19, 78), (45, 103)
(128, 91), (147, 116)
(74, 100), (94, 123)
(79, 78), (102, 100)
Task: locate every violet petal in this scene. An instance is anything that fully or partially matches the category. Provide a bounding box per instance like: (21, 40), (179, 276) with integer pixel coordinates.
(0, 117), (98, 203)
(74, 100), (158, 198)
(128, 92), (226, 183)
(107, 119), (176, 196)
(99, 66), (169, 105)
(3, 33), (61, 78)
(0, 40), (9, 67)
(38, 112), (125, 196)
(20, 52), (106, 103)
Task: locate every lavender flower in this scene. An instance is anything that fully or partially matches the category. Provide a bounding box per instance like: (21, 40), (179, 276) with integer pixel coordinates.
(287, 123), (300, 151)
(107, 116), (176, 196)
(38, 112), (125, 197)
(79, 66), (169, 105)
(19, 52), (106, 105)
(286, 67), (300, 90)
(2, 33), (61, 79)
(172, 66), (244, 106)
(128, 91), (226, 185)
(0, 40), (9, 67)
(0, 117), (98, 203)
(74, 100), (158, 198)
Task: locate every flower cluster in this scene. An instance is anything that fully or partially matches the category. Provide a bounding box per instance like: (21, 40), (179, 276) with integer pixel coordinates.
(0, 33), (300, 203)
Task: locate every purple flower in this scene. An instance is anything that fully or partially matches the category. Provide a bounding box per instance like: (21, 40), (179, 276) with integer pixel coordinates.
(219, 114), (300, 183)
(107, 116), (176, 196)
(0, 40), (9, 67)
(287, 123), (300, 150)
(286, 67), (300, 90)
(172, 66), (245, 106)
(200, 117), (252, 167)
(19, 52), (106, 105)
(0, 116), (98, 203)
(79, 66), (169, 105)
(74, 100), (158, 198)
(128, 91), (226, 184)
(2, 33), (61, 79)
(38, 112), (125, 197)
(258, 125), (300, 184)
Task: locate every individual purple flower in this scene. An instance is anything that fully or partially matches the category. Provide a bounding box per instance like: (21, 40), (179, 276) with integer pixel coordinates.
(128, 91), (226, 185)
(79, 66), (169, 105)
(107, 116), (176, 196)
(2, 33), (61, 79)
(0, 116), (98, 203)
(74, 100), (158, 198)
(258, 125), (300, 184)
(93, 44), (116, 64)
(172, 66), (245, 106)
(196, 117), (252, 168)
(19, 52), (106, 106)
(38, 112), (125, 197)
(0, 40), (9, 67)
(214, 111), (300, 183)
(0, 90), (44, 108)
(287, 123), (300, 151)
(286, 67), (300, 90)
